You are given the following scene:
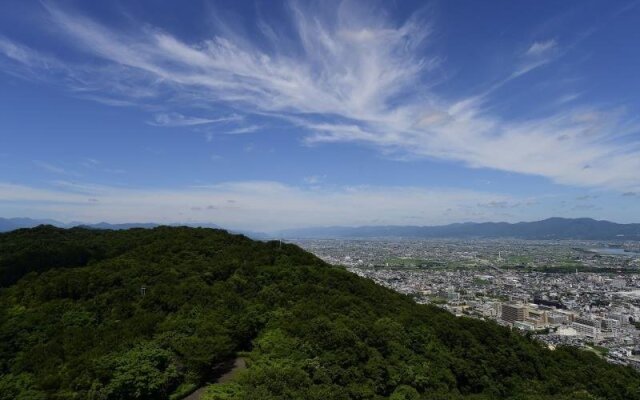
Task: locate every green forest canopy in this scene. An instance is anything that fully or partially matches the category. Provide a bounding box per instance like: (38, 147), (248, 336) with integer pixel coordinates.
(0, 225), (639, 400)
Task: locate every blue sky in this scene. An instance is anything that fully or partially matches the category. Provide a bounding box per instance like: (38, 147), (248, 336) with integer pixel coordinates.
(1, 0), (639, 231)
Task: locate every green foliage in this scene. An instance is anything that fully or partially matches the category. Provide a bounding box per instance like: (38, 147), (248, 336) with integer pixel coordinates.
(98, 342), (180, 399)
(203, 383), (244, 399)
(168, 383), (198, 400)
(0, 226), (639, 399)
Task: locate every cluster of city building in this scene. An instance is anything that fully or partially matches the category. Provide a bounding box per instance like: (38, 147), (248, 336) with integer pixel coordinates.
(293, 238), (640, 271)
(294, 238), (640, 369)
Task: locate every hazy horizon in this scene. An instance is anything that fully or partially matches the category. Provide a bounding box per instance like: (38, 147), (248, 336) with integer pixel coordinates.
(3, 215), (640, 236)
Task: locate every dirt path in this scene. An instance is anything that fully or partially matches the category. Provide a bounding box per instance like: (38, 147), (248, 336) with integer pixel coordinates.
(183, 357), (246, 400)
(215, 357), (246, 384)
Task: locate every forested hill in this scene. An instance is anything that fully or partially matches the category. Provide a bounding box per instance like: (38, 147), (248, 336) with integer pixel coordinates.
(0, 227), (639, 400)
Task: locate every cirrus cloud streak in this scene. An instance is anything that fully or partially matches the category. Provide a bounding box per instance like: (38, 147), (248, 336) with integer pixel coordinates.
(0, 1), (639, 193)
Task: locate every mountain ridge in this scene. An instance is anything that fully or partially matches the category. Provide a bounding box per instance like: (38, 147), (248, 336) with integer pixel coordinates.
(2, 217), (640, 240)
(0, 217), (269, 239)
(277, 217), (640, 240)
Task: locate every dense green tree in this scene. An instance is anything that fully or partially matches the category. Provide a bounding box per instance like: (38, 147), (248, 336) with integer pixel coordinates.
(0, 226), (639, 399)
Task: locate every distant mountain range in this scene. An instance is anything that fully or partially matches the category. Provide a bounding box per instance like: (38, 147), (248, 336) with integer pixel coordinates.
(2, 217), (640, 240)
(0, 217), (65, 232)
(0, 217), (269, 239)
(0, 217), (163, 232)
(277, 218), (640, 240)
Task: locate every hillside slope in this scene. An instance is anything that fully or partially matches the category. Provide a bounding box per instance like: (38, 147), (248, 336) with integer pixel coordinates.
(0, 226), (638, 400)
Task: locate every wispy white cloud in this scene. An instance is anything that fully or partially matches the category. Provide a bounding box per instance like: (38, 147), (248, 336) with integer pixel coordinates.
(556, 92), (582, 105)
(303, 175), (326, 185)
(477, 200), (523, 209)
(525, 39), (557, 57)
(33, 160), (80, 177)
(0, 36), (44, 66)
(79, 158), (126, 174)
(512, 39), (559, 77)
(78, 95), (142, 107)
(102, 168), (126, 174)
(50, 180), (110, 195)
(82, 158), (100, 167)
(1, 3), (639, 193)
(148, 112), (242, 127)
(224, 124), (262, 135)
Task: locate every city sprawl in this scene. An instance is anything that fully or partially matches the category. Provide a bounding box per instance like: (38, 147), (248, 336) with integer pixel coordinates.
(294, 238), (640, 369)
